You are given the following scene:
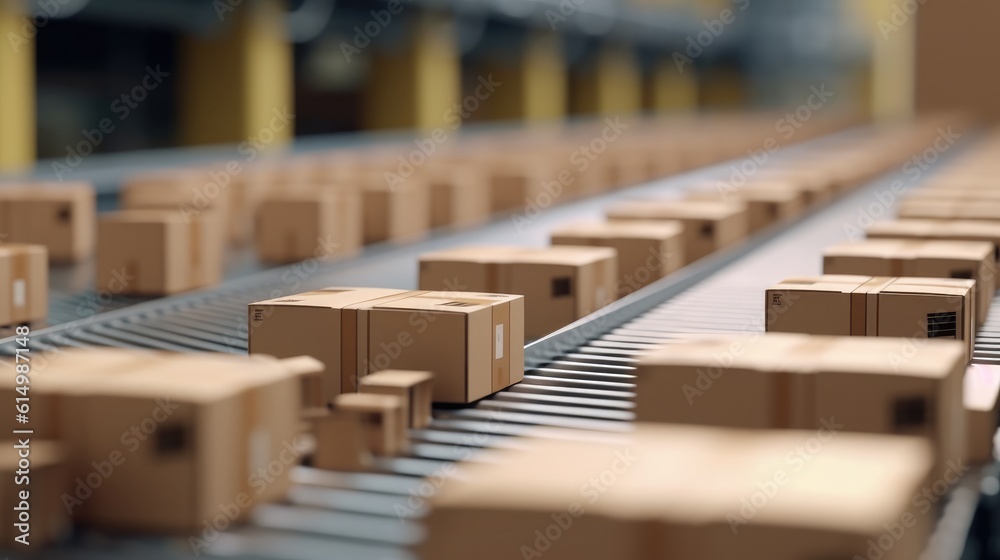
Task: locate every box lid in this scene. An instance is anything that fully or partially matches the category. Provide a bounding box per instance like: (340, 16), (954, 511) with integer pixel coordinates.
(100, 209), (186, 225)
(550, 220), (683, 240)
(360, 370), (434, 388)
(868, 219), (1000, 240)
(824, 239), (993, 261)
(250, 287), (411, 309)
(335, 392), (403, 413)
(608, 199), (746, 221)
(374, 292), (520, 314)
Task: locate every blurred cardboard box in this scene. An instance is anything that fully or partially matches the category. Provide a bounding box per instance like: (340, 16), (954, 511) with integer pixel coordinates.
(964, 364), (1000, 464)
(313, 393), (406, 471)
(823, 239), (994, 325)
(97, 209), (225, 296)
(867, 219), (1000, 262)
(359, 370), (434, 428)
(7, 350), (318, 532)
(607, 200), (748, 263)
(420, 423), (933, 560)
(550, 221), (683, 296)
(903, 188), (1000, 203)
(766, 275), (975, 360)
(122, 169), (235, 244)
(486, 161), (557, 213)
(0, 182), (96, 263)
(419, 246), (616, 339)
(743, 175), (833, 207)
(897, 199), (1000, 222)
(635, 333), (965, 478)
(250, 289), (524, 404)
(255, 187), (362, 263)
(0, 441), (70, 549)
(0, 244), (47, 326)
(686, 186), (804, 232)
(424, 164), (492, 229)
(361, 171), (431, 244)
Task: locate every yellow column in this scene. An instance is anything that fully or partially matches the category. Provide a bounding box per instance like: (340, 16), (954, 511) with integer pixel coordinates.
(476, 31), (565, 123)
(573, 44), (642, 116)
(852, 0), (915, 121)
(646, 57), (698, 112)
(364, 12), (460, 131)
(178, 0), (293, 148)
(0, 0), (35, 171)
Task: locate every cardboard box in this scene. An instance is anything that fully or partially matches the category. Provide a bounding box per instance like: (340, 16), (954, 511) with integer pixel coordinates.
(311, 393), (407, 471)
(686, 186), (805, 232)
(903, 188), (1000, 203)
(425, 165), (493, 229)
(0, 182), (96, 263)
(823, 239), (995, 325)
(420, 423), (933, 560)
(897, 199), (1000, 222)
(255, 187), (362, 263)
(122, 169), (234, 243)
(359, 370), (434, 428)
(635, 333), (966, 478)
(742, 175), (833, 207)
(607, 200), (748, 263)
(7, 350), (319, 533)
(249, 289), (524, 404)
(964, 364), (1000, 463)
(362, 171), (431, 244)
(550, 221), (683, 296)
(766, 275), (975, 359)
(0, 244), (47, 326)
(419, 246), (616, 339)
(97, 209), (225, 296)
(486, 161), (557, 213)
(0, 441), (70, 549)
(867, 219), (1000, 262)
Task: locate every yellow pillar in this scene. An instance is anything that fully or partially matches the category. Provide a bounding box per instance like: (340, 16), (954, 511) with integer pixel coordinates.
(573, 44), (642, 116)
(178, 0), (293, 148)
(364, 12), (460, 131)
(477, 31), (566, 123)
(852, 0), (915, 121)
(645, 57), (698, 112)
(0, 0), (35, 171)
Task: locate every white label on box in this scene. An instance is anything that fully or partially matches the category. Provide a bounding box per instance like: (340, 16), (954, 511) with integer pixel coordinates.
(248, 429), (270, 474)
(495, 324), (504, 359)
(12, 280), (25, 308)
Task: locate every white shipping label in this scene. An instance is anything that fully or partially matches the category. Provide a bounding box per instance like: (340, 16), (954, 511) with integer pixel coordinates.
(495, 324), (504, 359)
(13, 280), (25, 308)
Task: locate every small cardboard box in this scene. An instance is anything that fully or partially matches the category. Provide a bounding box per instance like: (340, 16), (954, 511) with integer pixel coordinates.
(97, 209), (225, 295)
(362, 171), (431, 244)
(424, 165), (492, 229)
(419, 246), (617, 339)
(255, 187), (362, 263)
(686, 186), (805, 232)
(635, 333), (966, 478)
(0, 244), (48, 326)
(14, 350), (318, 533)
(550, 221), (683, 296)
(312, 393), (407, 471)
(359, 370), (434, 428)
(486, 161), (557, 213)
(0, 441), (71, 550)
(897, 199), (1000, 222)
(823, 239), (995, 325)
(964, 364), (1000, 464)
(250, 289), (524, 405)
(420, 424), (933, 560)
(607, 199), (748, 263)
(867, 219), (1000, 261)
(122, 169), (234, 242)
(0, 182), (96, 263)
(742, 175), (832, 207)
(766, 275), (976, 360)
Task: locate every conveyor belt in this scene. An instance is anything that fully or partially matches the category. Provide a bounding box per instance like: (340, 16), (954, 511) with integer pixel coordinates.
(20, 131), (996, 560)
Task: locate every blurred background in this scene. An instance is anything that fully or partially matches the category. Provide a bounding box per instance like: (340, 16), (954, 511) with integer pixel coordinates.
(0, 0), (991, 175)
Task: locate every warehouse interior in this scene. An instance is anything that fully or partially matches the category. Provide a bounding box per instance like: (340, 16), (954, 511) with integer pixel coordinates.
(2, 0), (1000, 558)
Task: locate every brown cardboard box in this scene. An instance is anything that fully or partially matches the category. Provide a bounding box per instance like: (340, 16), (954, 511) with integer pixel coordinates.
(0, 244), (48, 326)
(359, 370), (434, 428)
(686, 186), (805, 232)
(419, 246), (617, 339)
(0, 441), (70, 549)
(742, 176), (832, 207)
(420, 423), (933, 560)
(255, 187), (362, 263)
(607, 200), (748, 263)
(897, 199), (1000, 222)
(313, 393), (407, 472)
(122, 169), (234, 243)
(0, 182), (96, 263)
(867, 219), (1000, 262)
(424, 165), (492, 229)
(964, 364), (1000, 463)
(904, 188), (1000, 203)
(823, 239), (995, 325)
(250, 288), (524, 405)
(550, 221), (683, 296)
(12, 349), (318, 533)
(97, 209), (225, 295)
(362, 171), (431, 244)
(486, 161), (559, 213)
(635, 333), (966, 478)
(766, 275), (976, 360)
